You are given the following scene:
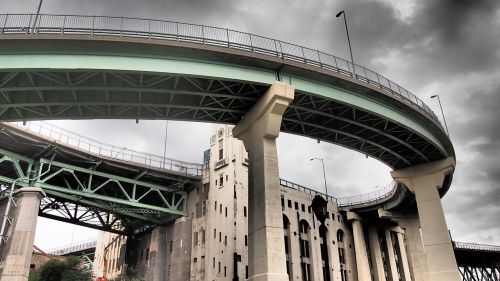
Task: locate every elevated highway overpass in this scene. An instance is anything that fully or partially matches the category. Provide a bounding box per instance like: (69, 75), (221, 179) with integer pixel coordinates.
(0, 13), (458, 281)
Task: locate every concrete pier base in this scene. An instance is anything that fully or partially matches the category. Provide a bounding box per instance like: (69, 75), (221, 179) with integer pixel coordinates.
(391, 157), (460, 281)
(233, 82), (294, 281)
(0, 187), (45, 281)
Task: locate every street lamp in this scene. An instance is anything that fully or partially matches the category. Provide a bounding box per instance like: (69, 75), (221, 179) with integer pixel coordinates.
(32, 0), (44, 33)
(310, 157), (328, 196)
(430, 95), (450, 136)
(336, 10), (355, 77)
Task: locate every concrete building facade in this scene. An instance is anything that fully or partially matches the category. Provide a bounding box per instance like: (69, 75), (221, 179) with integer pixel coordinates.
(94, 123), (422, 281)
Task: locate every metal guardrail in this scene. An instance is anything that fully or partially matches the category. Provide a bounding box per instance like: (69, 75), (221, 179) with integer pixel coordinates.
(279, 178), (397, 209)
(454, 242), (500, 253)
(280, 178), (338, 203)
(46, 238), (97, 256)
(336, 181), (398, 208)
(0, 13), (443, 131)
(6, 121), (204, 177)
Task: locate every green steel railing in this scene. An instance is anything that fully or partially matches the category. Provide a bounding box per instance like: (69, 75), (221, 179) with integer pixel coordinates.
(0, 13), (443, 131)
(6, 121), (204, 177)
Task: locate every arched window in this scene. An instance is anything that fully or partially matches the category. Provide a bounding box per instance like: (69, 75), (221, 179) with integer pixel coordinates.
(337, 229), (344, 242)
(283, 215), (292, 281)
(299, 219), (309, 234)
(299, 220), (311, 281)
(319, 225), (331, 281)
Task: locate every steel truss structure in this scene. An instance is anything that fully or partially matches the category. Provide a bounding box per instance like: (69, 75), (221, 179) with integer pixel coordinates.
(455, 242), (500, 281)
(0, 70), (446, 169)
(0, 124), (200, 233)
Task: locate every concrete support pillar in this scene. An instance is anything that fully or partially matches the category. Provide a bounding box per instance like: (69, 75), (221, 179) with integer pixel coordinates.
(0, 187), (45, 281)
(146, 226), (166, 281)
(170, 217), (192, 281)
(384, 228), (399, 281)
(379, 210), (429, 281)
(392, 226), (412, 281)
(233, 82), (294, 281)
(347, 212), (371, 281)
(367, 226), (385, 281)
(391, 157), (460, 281)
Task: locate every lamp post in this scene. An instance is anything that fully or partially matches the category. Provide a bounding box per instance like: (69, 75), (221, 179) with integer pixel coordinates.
(336, 10), (355, 77)
(310, 157), (328, 197)
(430, 95), (450, 136)
(32, 0), (44, 33)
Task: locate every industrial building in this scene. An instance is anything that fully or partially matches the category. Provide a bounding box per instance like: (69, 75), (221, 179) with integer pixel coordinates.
(94, 124), (412, 281)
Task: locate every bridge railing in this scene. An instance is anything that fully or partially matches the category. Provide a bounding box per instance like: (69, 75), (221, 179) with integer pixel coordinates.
(46, 238), (97, 256)
(454, 241), (500, 253)
(336, 181), (398, 208)
(279, 179), (338, 204)
(0, 13), (443, 131)
(7, 121), (204, 177)
(279, 178), (398, 209)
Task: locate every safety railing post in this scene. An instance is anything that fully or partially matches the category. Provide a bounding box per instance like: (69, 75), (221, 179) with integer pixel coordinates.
(91, 16), (95, 36)
(226, 28), (230, 47)
(62, 15), (66, 35)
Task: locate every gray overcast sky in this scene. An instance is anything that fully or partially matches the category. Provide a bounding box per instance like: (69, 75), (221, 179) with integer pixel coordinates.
(3, 0), (500, 249)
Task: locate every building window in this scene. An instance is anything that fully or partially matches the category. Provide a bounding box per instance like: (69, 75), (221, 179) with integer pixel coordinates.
(219, 175), (224, 187)
(245, 235), (248, 246)
(224, 266), (227, 277)
(224, 235), (227, 246)
(213, 258), (215, 268)
(246, 266), (249, 279)
(225, 207), (228, 217)
(214, 228), (217, 239)
(281, 196), (285, 209)
(301, 203), (305, 212)
(244, 206), (247, 217)
(288, 199), (292, 208)
(201, 229), (206, 245)
(295, 202), (299, 210)
(337, 229), (345, 242)
(219, 139), (224, 160)
(202, 200), (207, 216)
(218, 261), (221, 273)
(215, 201), (217, 211)
(193, 231), (198, 247)
(170, 241), (173, 254)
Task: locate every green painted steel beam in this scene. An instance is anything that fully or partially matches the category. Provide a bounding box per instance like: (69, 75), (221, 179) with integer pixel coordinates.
(281, 74), (449, 155)
(38, 158), (184, 193)
(0, 53), (449, 157)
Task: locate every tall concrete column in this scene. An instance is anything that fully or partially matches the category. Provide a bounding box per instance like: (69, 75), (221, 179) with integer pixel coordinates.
(0, 187), (45, 281)
(146, 226), (166, 281)
(384, 228), (399, 281)
(391, 157), (460, 281)
(367, 226), (385, 281)
(233, 82), (294, 281)
(392, 226), (412, 281)
(347, 212), (371, 281)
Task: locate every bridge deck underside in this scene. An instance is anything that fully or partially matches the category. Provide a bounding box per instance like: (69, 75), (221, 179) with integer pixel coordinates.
(0, 70), (445, 169)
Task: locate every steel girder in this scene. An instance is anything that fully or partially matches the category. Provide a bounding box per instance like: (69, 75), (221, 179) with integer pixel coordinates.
(458, 265), (500, 281)
(0, 70), (447, 169)
(0, 147), (188, 232)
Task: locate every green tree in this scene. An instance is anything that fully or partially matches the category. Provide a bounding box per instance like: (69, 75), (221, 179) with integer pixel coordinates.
(36, 256), (92, 281)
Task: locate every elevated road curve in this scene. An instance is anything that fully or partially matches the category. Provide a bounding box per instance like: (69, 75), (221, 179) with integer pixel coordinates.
(0, 14), (459, 281)
(0, 14), (453, 174)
